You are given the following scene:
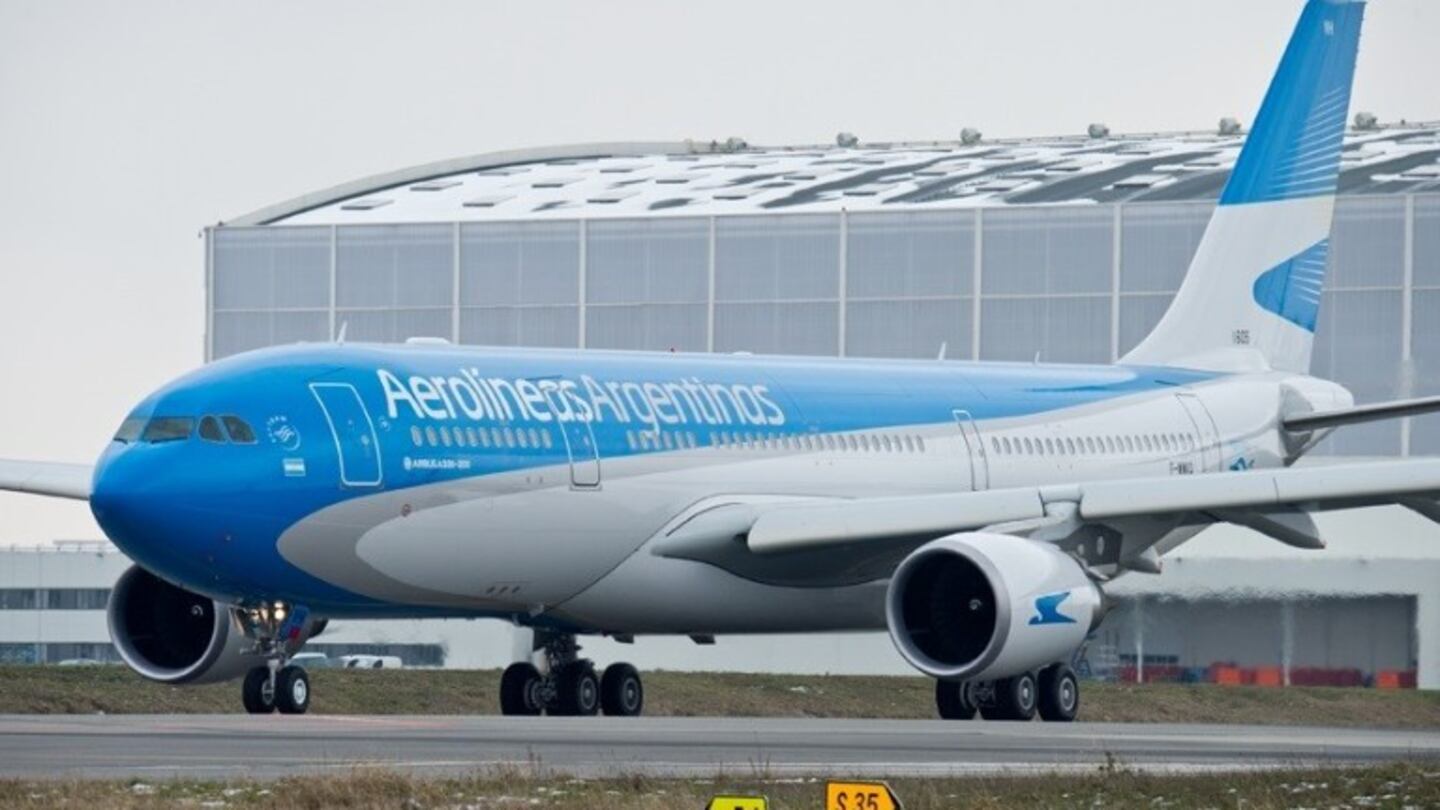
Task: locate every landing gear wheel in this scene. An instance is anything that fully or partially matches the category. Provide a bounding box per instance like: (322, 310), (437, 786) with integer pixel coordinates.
(1038, 663), (1080, 722)
(241, 667), (276, 715)
(600, 663), (644, 717)
(275, 665), (311, 715)
(979, 671), (1038, 721)
(934, 679), (976, 720)
(551, 662), (601, 716)
(500, 662), (545, 716)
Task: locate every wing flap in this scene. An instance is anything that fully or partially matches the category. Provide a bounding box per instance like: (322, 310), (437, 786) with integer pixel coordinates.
(0, 459), (94, 501)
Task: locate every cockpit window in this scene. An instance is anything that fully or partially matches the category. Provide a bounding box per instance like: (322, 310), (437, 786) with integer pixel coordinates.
(113, 418), (146, 444)
(198, 416), (225, 443)
(221, 416), (257, 444)
(141, 417), (194, 443)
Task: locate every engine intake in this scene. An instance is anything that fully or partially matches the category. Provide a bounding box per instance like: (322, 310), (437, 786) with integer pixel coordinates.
(107, 565), (250, 684)
(885, 532), (1101, 681)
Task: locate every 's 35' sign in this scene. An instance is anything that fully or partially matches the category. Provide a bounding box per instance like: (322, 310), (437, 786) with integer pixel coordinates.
(826, 780), (901, 810)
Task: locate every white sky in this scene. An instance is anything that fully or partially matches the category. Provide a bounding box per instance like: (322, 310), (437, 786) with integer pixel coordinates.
(0, 0), (1435, 544)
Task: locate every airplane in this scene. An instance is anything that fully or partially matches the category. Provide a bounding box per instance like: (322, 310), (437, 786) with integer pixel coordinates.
(4, 0), (1437, 721)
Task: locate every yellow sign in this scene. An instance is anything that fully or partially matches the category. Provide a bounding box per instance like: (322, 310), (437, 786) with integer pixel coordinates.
(706, 795), (768, 810)
(826, 780), (902, 810)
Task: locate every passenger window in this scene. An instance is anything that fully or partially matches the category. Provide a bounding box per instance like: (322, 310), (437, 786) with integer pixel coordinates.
(466, 427), (479, 447)
(220, 416), (257, 444)
(454, 427), (468, 448)
(917, 436), (926, 453)
(478, 428), (491, 448)
(439, 427), (452, 448)
(425, 426), (438, 447)
(516, 429), (528, 449)
(542, 430), (553, 449)
(199, 416), (225, 443)
(410, 426), (423, 447)
(141, 417), (194, 443)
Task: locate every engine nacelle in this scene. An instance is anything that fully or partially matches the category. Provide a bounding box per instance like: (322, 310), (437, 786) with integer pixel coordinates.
(107, 565), (252, 684)
(885, 532), (1101, 682)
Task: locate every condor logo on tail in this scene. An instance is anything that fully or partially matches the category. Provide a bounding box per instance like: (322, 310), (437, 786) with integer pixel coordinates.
(1029, 591), (1078, 626)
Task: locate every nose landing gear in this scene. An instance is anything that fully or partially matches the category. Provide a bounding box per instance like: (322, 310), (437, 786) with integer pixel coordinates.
(237, 601), (315, 715)
(499, 632), (644, 717)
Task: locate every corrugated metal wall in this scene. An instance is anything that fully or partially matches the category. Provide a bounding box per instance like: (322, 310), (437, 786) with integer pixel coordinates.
(209, 194), (1440, 456)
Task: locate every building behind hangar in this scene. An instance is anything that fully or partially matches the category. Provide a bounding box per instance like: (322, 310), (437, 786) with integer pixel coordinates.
(26, 125), (1429, 684)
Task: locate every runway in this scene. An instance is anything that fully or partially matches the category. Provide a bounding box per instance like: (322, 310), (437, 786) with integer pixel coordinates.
(2, 715), (1439, 779)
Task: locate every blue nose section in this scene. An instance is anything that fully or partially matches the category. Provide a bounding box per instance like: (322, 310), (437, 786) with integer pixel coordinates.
(90, 444), (219, 592)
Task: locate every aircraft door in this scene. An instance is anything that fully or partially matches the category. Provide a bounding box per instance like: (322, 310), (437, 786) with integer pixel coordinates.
(1175, 392), (1222, 473)
(549, 388), (601, 488)
(310, 382), (383, 487)
(952, 409), (990, 491)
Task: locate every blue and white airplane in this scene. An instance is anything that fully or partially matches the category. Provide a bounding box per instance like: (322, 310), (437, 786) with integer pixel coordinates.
(4, 0), (1436, 720)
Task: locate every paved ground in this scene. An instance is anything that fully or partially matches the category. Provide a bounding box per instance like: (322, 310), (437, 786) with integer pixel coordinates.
(2, 715), (1438, 779)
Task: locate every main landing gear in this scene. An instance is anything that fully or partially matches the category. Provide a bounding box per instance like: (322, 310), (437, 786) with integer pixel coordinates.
(935, 663), (1079, 722)
(499, 632), (645, 717)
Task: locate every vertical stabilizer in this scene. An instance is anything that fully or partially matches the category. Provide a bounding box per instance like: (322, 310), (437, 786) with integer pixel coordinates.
(1123, 0), (1366, 373)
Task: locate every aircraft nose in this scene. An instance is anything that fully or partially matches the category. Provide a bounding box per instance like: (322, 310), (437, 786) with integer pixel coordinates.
(89, 445), (188, 573)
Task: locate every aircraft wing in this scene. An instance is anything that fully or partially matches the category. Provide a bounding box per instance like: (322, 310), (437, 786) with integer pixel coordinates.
(745, 458), (1440, 556)
(0, 459), (94, 501)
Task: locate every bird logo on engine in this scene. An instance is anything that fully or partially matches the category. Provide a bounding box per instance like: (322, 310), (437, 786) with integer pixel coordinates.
(1029, 591), (1077, 626)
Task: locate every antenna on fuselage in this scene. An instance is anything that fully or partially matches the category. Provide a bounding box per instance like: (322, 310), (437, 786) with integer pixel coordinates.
(937, 342), (947, 361)
(336, 321), (349, 345)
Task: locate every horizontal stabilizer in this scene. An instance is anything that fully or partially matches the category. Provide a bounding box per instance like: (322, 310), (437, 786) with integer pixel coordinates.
(0, 459), (94, 501)
(1284, 394), (1440, 432)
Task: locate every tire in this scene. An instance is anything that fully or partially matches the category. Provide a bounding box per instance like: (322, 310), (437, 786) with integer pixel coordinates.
(551, 662), (600, 716)
(934, 679), (976, 720)
(600, 663), (644, 717)
(241, 667), (276, 715)
(1037, 663), (1080, 722)
(275, 665), (311, 715)
(982, 672), (1038, 721)
(499, 662), (544, 716)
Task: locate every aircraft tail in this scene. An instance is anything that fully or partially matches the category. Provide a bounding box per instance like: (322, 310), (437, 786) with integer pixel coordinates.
(1123, 0), (1366, 374)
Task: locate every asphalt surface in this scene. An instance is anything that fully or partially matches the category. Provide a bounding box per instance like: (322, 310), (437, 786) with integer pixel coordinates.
(1, 715), (1437, 779)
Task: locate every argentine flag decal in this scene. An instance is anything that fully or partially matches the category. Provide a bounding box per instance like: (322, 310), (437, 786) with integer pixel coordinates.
(1253, 239), (1329, 332)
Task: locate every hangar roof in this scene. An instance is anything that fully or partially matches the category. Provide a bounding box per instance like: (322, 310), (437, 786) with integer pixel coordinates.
(235, 125), (1440, 227)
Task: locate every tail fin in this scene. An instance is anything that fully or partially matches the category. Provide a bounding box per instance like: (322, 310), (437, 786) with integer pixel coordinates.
(1123, 0), (1366, 373)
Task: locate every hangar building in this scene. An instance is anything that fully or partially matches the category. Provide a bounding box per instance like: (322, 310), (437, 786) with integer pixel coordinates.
(7, 123), (1440, 686)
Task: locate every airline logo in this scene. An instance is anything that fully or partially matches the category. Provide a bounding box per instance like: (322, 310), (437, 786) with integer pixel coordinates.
(1028, 591), (1077, 626)
(377, 368), (786, 433)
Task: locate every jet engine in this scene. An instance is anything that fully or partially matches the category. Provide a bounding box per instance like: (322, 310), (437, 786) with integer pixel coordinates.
(885, 532), (1102, 682)
(106, 565), (253, 684)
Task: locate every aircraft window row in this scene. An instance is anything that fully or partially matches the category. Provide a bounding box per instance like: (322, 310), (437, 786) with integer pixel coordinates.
(989, 432), (1198, 458)
(196, 415), (258, 445)
(409, 424), (555, 452)
(708, 431), (926, 454)
(626, 430), (700, 451)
